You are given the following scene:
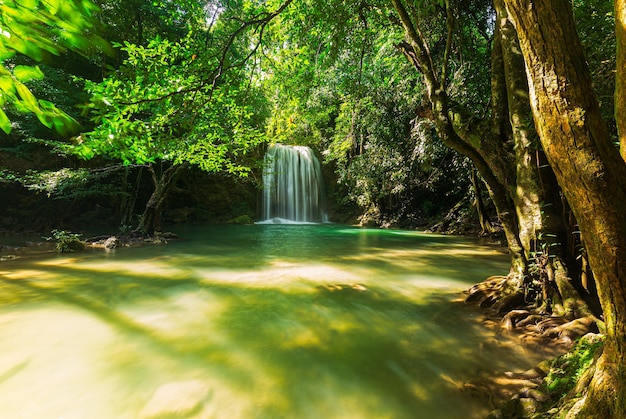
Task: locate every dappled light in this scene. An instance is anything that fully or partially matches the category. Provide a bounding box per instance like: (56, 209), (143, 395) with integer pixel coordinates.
(0, 225), (548, 418)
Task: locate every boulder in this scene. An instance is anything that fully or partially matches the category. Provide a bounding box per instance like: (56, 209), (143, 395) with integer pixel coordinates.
(103, 236), (120, 249)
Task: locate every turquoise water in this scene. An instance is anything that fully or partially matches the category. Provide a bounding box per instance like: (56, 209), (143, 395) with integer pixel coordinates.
(0, 224), (540, 418)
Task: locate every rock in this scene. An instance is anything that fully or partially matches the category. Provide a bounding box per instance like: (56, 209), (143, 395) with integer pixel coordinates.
(103, 236), (120, 249)
(138, 380), (210, 419)
(159, 232), (178, 239)
(518, 397), (542, 414)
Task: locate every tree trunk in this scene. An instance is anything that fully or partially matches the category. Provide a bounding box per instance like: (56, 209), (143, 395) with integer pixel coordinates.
(495, 0), (541, 254)
(618, 0), (626, 161)
(470, 169), (493, 235)
(391, 0), (528, 281)
(120, 166), (143, 228)
(135, 163), (184, 235)
(505, 0), (626, 416)
(494, 0), (584, 317)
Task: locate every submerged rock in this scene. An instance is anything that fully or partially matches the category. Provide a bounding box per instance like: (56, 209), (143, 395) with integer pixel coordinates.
(138, 380), (211, 419)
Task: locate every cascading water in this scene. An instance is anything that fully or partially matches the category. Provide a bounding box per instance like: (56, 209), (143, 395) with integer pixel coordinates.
(260, 144), (327, 224)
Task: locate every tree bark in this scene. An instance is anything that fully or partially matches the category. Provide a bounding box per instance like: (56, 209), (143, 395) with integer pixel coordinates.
(505, 0), (626, 416)
(618, 0), (626, 161)
(470, 169), (494, 235)
(135, 163), (184, 235)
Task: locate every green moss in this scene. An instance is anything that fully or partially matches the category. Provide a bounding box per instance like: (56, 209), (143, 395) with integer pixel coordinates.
(227, 214), (255, 225)
(543, 334), (603, 398)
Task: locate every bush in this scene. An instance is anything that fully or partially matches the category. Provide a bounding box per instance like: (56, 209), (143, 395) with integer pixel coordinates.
(46, 229), (85, 253)
(228, 214), (255, 225)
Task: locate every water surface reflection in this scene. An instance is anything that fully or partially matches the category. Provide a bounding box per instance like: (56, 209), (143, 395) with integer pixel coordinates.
(0, 224), (539, 418)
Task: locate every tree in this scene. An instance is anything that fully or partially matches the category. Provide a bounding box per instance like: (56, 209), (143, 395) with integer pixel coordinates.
(386, 0), (594, 320)
(77, 0), (293, 234)
(618, 0), (626, 160)
(503, 0), (626, 416)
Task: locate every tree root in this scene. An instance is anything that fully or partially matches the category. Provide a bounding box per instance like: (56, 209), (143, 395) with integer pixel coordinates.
(464, 364), (550, 413)
(540, 317), (598, 345)
(500, 314), (598, 346)
(465, 275), (509, 308)
(464, 274), (603, 418)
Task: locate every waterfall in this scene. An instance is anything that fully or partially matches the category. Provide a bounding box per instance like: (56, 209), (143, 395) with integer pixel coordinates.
(259, 144), (327, 224)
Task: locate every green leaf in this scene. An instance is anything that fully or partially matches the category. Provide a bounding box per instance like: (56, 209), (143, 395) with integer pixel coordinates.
(15, 83), (39, 111)
(0, 108), (11, 134)
(13, 65), (45, 82)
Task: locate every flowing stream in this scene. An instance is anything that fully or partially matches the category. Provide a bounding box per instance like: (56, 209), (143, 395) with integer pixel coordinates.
(0, 224), (548, 418)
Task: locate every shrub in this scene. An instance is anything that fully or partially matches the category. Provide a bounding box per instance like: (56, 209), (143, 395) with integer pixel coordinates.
(46, 229), (85, 253)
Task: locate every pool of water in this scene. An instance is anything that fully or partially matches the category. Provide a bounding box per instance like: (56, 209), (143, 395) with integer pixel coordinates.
(0, 224), (541, 418)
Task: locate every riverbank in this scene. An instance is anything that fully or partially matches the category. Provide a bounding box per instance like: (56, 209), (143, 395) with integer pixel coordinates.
(463, 294), (603, 418)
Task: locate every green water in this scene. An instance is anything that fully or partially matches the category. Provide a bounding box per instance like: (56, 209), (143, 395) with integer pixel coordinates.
(0, 224), (542, 418)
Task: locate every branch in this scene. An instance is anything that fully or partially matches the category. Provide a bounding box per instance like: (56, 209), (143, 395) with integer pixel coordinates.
(119, 0), (294, 107)
(440, 0), (455, 90)
(390, 0), (439, 89)
(211, 0), (295, 90)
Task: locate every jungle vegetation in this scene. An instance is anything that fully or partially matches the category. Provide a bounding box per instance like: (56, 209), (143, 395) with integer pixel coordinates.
(1, 0), (625, 416)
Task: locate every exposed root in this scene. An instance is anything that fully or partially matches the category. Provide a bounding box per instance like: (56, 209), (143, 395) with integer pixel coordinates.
(540, 316), (598, 345)
(464, 272), (603, 418)
(501, 309), (531, 330)
(465, 275), (509, 308)
(464, 364), (550, 411)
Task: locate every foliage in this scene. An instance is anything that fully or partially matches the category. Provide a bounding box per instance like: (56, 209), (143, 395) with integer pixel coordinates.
(17, 165), (133, 199)
(0, 0), (106, 134)
(260, 0), (476, 225)
(45, 229), (84, 253)
(73, 1), (292, 176)
(541, 334), (604, 403)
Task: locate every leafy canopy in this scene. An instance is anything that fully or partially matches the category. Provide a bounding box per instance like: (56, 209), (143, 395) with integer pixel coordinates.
(0, 0), (105, 134)
(75, 1), (292, 175)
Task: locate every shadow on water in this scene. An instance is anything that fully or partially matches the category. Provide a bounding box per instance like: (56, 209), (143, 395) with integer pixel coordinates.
(0, 224), (536, 418)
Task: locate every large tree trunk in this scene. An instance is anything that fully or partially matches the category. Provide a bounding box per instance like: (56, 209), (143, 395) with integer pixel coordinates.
(494, 0), (583, 317)
(618, 0), (626, 161)
(505, 0), (626, 416)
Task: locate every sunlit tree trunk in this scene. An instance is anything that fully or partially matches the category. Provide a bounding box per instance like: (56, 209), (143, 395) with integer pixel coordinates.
(618, 0), (626, 161)
(505, 0), (626, 415)
(494, 0), (582, 316)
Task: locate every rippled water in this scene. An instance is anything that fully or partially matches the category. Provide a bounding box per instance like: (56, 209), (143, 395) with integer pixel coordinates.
(0, 224), (542, 418)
